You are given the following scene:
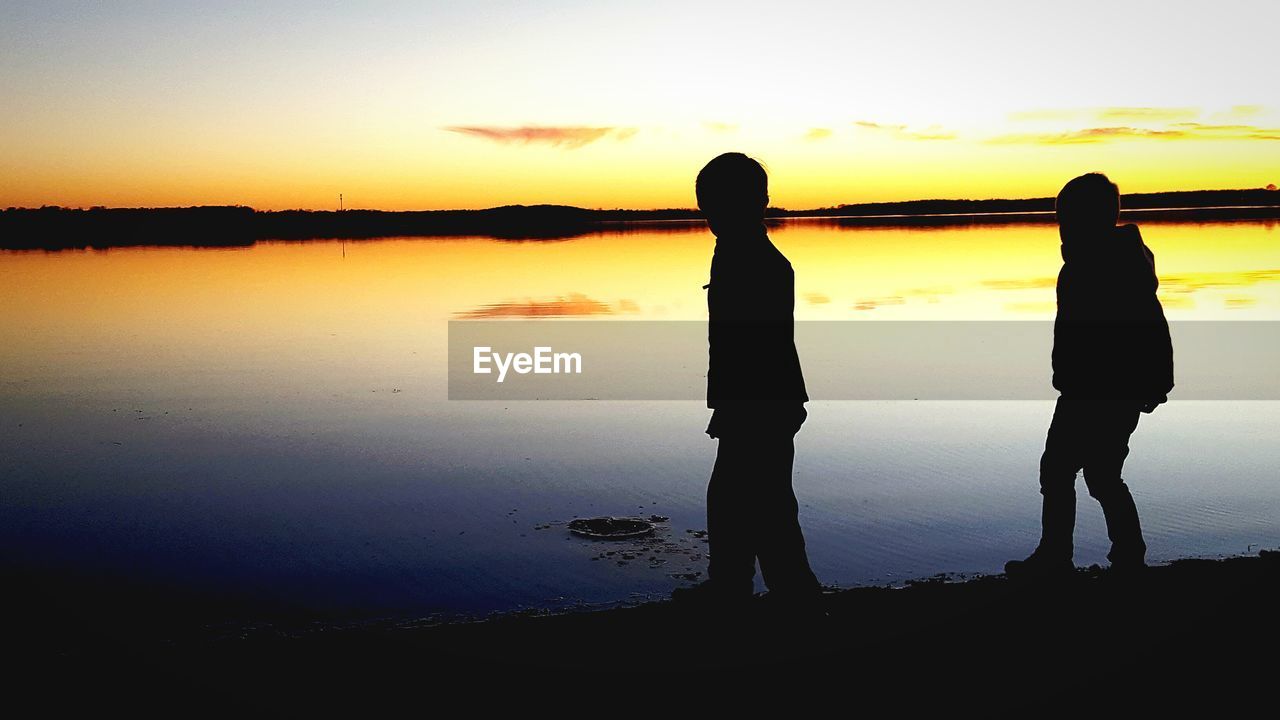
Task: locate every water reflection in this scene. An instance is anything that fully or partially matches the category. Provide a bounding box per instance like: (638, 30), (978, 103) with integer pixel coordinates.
(1, 218), (1278, 620)
(457, 293), (633, 318)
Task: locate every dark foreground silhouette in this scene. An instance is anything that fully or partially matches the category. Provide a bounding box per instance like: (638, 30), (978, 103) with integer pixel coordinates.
(8, 552), (1279, 698)
(1007, 173), (1175, 578)
(2, 188), (1277, 249)
(675, 152), (820, 604)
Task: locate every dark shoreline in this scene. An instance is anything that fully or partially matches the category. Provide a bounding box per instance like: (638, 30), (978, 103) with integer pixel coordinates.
(11, 550), (1279, 694)
(3, 188), (1278, 250)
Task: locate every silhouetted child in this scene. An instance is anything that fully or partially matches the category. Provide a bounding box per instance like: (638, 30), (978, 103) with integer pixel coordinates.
(1007, 173), (1174, 579)
(672, 152), (821, 605)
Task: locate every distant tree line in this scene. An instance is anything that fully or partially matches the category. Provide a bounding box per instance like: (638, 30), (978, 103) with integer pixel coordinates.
(2, 188), (1277, 250)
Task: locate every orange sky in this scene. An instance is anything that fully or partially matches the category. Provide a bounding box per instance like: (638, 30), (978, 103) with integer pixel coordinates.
(2, 1), (1278, 210)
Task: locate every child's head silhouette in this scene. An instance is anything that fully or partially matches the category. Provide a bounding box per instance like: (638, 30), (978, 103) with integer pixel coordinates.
(1056, 173), (1120, 237)
(696, 152), (768, 235)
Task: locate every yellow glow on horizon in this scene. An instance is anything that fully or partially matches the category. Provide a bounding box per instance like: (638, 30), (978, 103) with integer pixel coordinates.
(3, 3), (1278, 211)
(3, 121), (1279, 211)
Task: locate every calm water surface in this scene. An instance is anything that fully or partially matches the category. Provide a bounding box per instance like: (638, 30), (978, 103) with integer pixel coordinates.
(2, 219), (1278, 619)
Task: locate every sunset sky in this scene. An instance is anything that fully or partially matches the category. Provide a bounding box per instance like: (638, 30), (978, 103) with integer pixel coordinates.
(2, 0), (1278, 211)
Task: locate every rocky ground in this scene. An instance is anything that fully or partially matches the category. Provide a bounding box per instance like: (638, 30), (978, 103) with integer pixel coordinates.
(12, 551), (1279, 703)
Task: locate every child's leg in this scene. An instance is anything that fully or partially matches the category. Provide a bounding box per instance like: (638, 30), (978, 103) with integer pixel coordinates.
(752, 433), (820, 594)
(706, 434), (759, 595)
(1081, 406), (1145, 565)
(1036, 396), (1086, 561)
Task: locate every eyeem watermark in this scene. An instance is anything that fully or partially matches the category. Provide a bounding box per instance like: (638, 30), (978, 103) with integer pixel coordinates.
(450, 320), (1280, 400)
(473, 346), (583, 383)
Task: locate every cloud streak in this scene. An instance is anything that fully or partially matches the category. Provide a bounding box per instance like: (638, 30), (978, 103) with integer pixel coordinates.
(989, 123), (1280, 145)
(703, 121), (738, 134)
(444, 125), (635, 149)
(1095, 107), (1199, 121)
(855, 120), (956, 141)
(989, 127), (1185, 144)
(1009, 107), (1201, 122)
(1224, 105), (1265, 118)
(1172, 122), (1280, 140)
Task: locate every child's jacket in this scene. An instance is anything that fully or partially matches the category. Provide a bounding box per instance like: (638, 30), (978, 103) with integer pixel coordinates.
(1052, 223), (1174, 407)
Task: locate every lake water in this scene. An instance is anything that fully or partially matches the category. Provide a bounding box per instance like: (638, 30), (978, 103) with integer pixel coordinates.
(2, 218), (1278, 621)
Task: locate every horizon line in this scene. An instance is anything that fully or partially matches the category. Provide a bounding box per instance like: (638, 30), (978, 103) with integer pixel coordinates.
(5, 185), (1278, 215)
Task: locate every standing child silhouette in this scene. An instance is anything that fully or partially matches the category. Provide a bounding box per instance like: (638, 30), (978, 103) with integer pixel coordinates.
(1007, 173), (1174, 578)
(673, 153), (822, 605)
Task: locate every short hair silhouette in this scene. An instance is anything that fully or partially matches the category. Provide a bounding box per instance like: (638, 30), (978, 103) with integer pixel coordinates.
(1056, 172), (1120, 230)
(696, 152), (768, 220)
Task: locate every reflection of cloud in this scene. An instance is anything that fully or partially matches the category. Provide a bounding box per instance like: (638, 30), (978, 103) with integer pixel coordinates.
(1156, 295), (1195, 310)
(988, 270), (1280, 311)
(982, 277), (1057, 290)
(805, 127), (833, 141)
(1004, 301), (1058, 315)
(904, 286), (953, 301)
(990, 123), (1280, 144)
(805, 292), (831, 305)
(855, 120), (956, 141)
(984, 273), (1280, 292)
(1160, 269), (1280, 293)
(853, 296), (905, 311)
(443, 126), (635, 149)
(457, 293), (636, 318)
(847, 287), (952, 311)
